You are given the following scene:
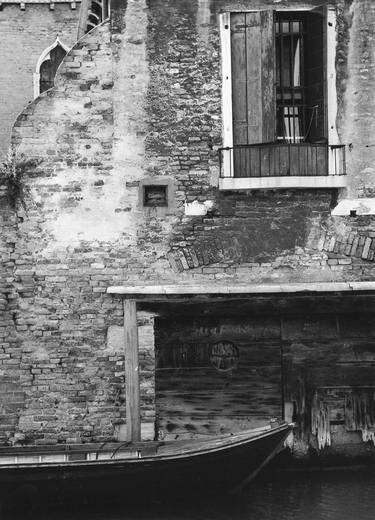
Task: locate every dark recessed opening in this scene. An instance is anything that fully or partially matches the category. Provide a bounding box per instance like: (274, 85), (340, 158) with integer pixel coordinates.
(143, 185), (168, 207)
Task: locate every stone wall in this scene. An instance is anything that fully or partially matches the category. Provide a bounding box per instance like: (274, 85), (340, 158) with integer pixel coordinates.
(1, 0), (375, 450)
(0, 2), (80, 157)
(3, 20), (158, 445)
(0, 189), (22, 444)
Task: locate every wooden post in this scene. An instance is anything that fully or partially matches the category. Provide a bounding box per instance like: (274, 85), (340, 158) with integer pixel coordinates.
(77, 0), (91, 39)
(123, 299), (141, 442)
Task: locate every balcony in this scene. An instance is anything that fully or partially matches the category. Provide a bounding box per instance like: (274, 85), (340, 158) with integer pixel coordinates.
(219, 143), (347, 190)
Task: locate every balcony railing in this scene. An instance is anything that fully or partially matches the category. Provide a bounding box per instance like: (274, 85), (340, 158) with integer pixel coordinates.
(219, 143), (346, 179)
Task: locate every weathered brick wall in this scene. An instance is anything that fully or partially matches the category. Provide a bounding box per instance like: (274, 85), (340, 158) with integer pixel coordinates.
(142, 0), (375, 282)
(0, 190), (23, 444)
(5, 20), (159, 445)
(0, 3), (80, 158)
(2, 0), (375, 447)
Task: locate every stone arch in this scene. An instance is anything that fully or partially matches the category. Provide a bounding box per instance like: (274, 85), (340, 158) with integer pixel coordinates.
(33, 38), (70, 98)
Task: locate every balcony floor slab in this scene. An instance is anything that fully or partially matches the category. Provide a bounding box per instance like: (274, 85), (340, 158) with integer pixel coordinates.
(219, 176), (347, 190)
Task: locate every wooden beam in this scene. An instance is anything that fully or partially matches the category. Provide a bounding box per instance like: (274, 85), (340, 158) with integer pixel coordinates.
(108, 281), (375, 297)
(123, 299), (141, 442)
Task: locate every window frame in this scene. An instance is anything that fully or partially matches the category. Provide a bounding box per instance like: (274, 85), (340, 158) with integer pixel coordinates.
(33, 38), (70, 99)
(219, 7), (343, 188)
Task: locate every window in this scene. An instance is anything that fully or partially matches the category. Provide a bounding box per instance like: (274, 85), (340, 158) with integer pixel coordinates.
(34, 39), (69, 98)
(275, 12), (325, 144)
(143, 185), (168, 207)
(219, 8), (346, 189)
(39, 45), (67, 94)
(138, 177), (175, 214)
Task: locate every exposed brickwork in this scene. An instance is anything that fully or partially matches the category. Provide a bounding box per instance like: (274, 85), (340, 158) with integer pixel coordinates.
(3, 22), (140, 445)
(0, 187), (23, 444)
(0, 3), (80, 157)
(167, 190), (334, 274)
(1, 0), (375, 457)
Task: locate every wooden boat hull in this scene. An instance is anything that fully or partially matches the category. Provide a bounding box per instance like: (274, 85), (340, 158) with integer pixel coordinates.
(0, 423), (292, 506)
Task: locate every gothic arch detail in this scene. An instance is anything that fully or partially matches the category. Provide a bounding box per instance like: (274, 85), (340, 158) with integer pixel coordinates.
(33, 38), (70, 98)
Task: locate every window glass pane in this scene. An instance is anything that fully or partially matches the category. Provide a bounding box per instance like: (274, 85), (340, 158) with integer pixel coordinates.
(292, 21), (300, 33)
(276, 15), (304, 142)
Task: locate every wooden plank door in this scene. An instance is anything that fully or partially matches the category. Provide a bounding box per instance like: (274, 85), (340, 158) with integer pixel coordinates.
(155, 316), (283, 440)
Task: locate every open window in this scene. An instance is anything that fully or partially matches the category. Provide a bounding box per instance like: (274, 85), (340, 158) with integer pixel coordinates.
(276, 11), (326, 144)
(219, 7), (346, 189)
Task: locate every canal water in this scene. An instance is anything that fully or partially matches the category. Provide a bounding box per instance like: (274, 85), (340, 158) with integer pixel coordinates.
(4, 467), (375, 520)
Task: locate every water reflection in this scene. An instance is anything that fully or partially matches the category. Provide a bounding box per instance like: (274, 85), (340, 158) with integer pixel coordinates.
(3, 468), (375, 520)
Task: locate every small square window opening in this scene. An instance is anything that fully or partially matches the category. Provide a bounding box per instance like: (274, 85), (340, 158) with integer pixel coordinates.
(143, 185), (168, 207)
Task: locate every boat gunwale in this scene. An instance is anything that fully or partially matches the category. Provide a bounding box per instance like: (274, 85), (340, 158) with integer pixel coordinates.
(0, 423), (292, 470)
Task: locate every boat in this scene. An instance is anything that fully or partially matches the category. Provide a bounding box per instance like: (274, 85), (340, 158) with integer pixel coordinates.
(0, 421), (293, 507)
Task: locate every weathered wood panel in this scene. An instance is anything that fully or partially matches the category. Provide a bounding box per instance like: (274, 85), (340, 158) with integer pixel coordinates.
(231, 10), (275, 177)
(231, 12), (248, 148)
(282, 313), (375, 452)
(304, 7), (326, 143)
(155, 311), (375, 454)
(124, 299), (140, 441)
(260, 10), (276, 143)
(339, 314), (375, 338)
(155, 317), (282, 439)
(246, 12), (263, 144)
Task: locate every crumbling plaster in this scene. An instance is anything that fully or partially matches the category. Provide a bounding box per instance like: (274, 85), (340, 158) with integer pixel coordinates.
(2, 0), (375, 445)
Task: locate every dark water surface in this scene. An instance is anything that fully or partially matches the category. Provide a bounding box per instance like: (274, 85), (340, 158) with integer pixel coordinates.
(5, 468), (375, 520)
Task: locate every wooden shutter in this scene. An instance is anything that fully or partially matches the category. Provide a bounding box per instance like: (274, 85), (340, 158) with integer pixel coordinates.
(304, 6), (327, 142)
(231, 11), (275, 145)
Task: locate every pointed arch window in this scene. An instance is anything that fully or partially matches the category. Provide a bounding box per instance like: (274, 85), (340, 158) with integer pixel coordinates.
(34, 38), (70, 98)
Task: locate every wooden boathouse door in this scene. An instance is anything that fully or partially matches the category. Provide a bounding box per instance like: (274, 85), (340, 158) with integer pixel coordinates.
(155, 315), (283, 440)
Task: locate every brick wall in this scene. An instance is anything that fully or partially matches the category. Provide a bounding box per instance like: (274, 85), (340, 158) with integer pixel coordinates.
(0, 189), (22, 443)
(0, 3), (80, 158)
(1, 0), (375, 448)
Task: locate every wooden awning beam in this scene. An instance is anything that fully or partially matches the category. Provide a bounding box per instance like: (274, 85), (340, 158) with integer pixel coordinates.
(108, 281), (375, 300)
